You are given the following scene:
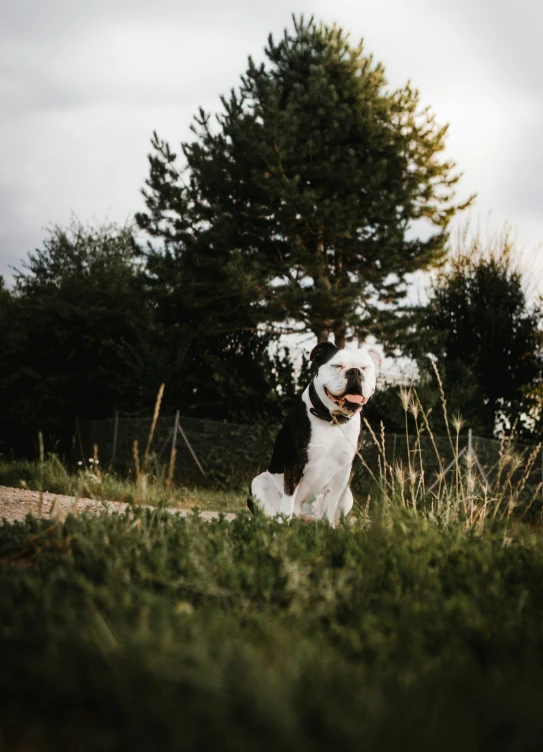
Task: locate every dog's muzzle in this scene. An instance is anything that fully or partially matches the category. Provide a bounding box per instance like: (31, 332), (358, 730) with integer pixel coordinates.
(324, 368), (367, 412)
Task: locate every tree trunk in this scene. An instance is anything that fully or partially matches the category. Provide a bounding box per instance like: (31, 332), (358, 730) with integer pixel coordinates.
(334, 329), (346, 349)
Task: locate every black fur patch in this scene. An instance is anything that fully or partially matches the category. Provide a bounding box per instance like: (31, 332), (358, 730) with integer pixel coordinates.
(310, 342), (339, 367)
(247, 484), (256, 514)
(268, 397), (311, 496)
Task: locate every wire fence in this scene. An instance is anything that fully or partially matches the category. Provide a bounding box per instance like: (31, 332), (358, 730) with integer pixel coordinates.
(76, 413), (543, 504)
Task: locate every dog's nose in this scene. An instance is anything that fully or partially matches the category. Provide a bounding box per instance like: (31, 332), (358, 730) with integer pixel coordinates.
(345, 368), (362, 378)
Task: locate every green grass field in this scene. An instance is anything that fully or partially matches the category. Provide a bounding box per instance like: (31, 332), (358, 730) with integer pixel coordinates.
(2, 392), (543, 750)
(1, 505), (543, 751)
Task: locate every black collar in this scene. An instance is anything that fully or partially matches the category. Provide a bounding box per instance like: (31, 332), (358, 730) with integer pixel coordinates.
(309, 380), (351, 424)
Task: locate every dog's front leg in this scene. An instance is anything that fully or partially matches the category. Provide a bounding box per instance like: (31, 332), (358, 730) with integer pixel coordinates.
(335, 485), (354, 523)
(322, 466), (352, 525)
(278, 457), (305, 521)
(279, 486), (299, 520)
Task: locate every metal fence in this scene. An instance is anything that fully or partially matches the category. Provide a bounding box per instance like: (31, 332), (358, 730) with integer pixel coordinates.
(76, 413), (543, 502)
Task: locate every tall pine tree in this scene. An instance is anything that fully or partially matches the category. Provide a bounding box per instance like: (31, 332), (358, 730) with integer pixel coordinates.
(137, 15), (472, 347)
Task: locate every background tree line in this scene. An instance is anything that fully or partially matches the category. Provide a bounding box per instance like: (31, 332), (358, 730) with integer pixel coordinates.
(1, 16), (542, 456)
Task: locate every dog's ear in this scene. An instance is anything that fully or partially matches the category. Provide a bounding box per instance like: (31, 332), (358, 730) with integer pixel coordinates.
(310, 342), (339, 367)
(366, 347), (382, 367)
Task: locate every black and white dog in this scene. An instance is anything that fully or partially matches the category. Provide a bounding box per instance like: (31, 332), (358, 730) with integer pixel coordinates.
(249, 341), (381, 524)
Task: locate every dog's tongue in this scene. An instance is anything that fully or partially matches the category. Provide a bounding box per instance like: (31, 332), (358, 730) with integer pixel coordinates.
(344, 394), (364, 404)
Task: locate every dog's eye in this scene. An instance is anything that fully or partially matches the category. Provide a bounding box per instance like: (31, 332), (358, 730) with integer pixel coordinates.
(332, 365), (343, 369)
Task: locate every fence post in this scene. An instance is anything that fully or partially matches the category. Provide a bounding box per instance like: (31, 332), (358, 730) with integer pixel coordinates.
(177, 419), (206, 477)
(112, 411), (119, 463)
(168, 411), (180, 483)
(75, 415), (85, 466)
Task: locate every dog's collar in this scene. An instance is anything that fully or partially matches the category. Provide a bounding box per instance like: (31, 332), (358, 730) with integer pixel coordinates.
(309, 380), (352, 425)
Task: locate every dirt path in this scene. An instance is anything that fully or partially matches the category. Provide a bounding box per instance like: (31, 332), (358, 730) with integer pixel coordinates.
(0, 485), (235, 525)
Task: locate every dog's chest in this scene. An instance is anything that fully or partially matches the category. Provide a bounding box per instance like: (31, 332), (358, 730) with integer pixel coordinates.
(306, 415), (359, 471)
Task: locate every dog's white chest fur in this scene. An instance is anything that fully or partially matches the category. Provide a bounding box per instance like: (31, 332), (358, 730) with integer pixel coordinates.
(293, 391), (360, 519)
(303, 391), (359, 483)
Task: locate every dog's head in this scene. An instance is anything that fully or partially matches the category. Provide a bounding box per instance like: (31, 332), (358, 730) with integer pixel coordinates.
(310, 342), (381, 417)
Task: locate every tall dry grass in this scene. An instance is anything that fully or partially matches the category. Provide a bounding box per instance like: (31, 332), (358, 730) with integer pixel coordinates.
(351, 362), (542, 531)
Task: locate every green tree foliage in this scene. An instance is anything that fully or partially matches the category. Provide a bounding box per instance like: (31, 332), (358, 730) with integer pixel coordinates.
(0, 277), (16, 453)
(0, 221), (160, 451)
(0, 221), (306, 455)
(141, 242), (299, 425)
(416, 231), (543, 437)
(137, 15), (472, 348)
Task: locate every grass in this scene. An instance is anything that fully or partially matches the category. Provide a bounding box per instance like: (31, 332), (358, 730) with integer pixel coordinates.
(353, 370), (543, 530)
(2, 375), (541, 525)
(1, 507), (543, 750)
(0, 390), (247, 512)
(2, 384), (543, 748)
(0, 454), (247, 512)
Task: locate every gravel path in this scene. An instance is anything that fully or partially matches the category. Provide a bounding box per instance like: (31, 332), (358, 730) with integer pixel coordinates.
(0, 485), (236, 524)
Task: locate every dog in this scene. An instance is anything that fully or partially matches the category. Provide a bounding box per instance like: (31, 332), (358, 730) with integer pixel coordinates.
(248, 341), (381, 524)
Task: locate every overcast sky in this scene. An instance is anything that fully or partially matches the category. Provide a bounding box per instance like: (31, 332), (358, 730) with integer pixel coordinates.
(1, 0), (542, 295)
